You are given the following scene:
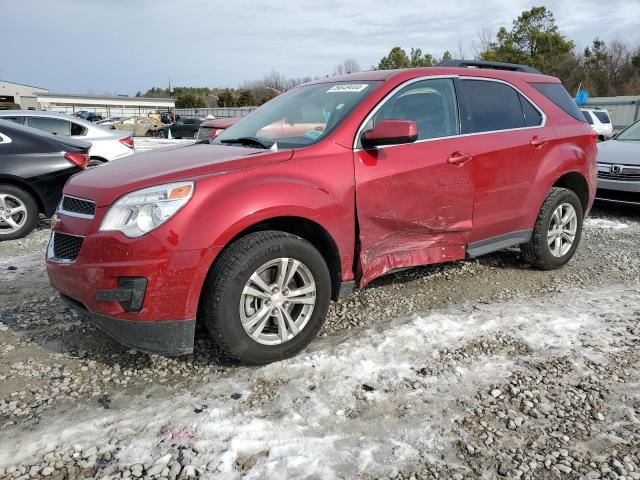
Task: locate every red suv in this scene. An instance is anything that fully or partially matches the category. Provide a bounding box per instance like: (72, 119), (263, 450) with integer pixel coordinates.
(46, 60), (597, 364)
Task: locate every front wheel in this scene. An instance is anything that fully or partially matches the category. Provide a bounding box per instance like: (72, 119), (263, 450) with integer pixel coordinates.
(521, 187), (583, 270)
(200, 231), (331, 365)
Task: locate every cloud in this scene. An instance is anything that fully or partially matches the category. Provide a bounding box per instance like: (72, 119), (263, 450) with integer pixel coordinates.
(1, 0), (638, 94)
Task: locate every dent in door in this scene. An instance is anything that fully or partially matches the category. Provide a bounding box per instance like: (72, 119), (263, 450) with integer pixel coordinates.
(355, 149), (471, 286)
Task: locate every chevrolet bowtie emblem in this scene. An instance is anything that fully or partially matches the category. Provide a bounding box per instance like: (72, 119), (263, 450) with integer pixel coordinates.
(50, 214), (61, 229)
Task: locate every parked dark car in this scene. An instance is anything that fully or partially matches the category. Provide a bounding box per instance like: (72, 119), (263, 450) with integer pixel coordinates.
(0, 119), (90, 240)
(76, 111), (103, 122)
(195, 117), (240, 141)
(156, 118), (203, 139)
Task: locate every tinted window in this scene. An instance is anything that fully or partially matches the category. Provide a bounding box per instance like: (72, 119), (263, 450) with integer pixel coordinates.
(2, 117), (24, 125)
(462, 80), (524, 133)
(531, 83), (586, 122)
(28, 117), (71, 135)
(520, 95), (543, 127)
(581, 110), (594, 124)
(70, 122), (86, 135)
(592, 111), (610, 124)
(369, 78), (459, 141)
(184, 119), (195, 124)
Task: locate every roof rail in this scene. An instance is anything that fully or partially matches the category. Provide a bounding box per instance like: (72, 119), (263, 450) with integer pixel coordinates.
(437, 59), (542, 75)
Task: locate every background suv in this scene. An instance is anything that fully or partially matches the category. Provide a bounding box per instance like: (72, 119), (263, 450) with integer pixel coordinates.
(46, 60), (597, 364)
(581, 107), (613, 140)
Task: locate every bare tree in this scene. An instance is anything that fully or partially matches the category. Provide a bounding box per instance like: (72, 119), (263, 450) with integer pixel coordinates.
(472, 28), (494, 59)
(333, 58), (361, 76)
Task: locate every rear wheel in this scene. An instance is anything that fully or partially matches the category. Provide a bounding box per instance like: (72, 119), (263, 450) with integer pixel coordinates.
(521, 187), (583, 270)
(157, 129), (167, 138)
(0, 185), (38, 241)
(88, 158), (105, 168)
(200, 231), (331, 365)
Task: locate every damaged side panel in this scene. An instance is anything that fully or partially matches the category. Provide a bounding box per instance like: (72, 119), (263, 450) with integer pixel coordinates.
(354, 139), (475, 286)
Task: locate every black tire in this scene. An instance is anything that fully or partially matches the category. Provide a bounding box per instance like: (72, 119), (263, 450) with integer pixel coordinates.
(200, 231), (331, 365)
(87, 158), (105, 168)
(157, 129), (167, 138)
(521, 187), (583, 270)
(0, 184), (38, 241)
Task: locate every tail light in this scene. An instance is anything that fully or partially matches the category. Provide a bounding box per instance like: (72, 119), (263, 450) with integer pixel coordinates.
(64, 152), (89, 169)
(119, 136), (134, 148)
(209, 128), (222, 139)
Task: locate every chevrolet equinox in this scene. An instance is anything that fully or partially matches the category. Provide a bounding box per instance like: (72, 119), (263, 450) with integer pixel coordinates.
(46, 60), (597, 364)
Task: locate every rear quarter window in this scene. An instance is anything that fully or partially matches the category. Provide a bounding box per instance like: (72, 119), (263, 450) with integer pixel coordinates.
(592, 111), (611, 123)
(531, 83), (586, 122)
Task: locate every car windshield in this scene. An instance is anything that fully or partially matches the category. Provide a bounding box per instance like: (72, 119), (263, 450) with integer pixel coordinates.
(213, 81), (381, 149)
(616, 120), (640, 141)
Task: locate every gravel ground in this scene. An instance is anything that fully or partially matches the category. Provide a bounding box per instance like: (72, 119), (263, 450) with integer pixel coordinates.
(0, 203), (639, 479)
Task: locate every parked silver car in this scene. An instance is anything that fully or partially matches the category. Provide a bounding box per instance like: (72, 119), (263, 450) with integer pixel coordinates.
(596, 119), (640, 205)
(0, 111), (135, 166)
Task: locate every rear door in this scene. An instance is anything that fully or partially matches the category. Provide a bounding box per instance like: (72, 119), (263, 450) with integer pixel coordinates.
(458, 78), (554, 251)
(354, 77), (476, 284)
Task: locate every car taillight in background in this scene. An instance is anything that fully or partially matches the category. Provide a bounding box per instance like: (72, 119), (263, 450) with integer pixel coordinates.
(209, 128), (223, 139)
(119, 136), (134, 148)
(64, 152), (89, 169)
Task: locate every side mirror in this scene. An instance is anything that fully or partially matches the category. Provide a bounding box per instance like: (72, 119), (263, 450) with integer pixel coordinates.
(361, 120), (418, 149)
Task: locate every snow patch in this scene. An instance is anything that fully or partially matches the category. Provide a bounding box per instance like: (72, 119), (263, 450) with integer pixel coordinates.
(2, 284), (639, 478)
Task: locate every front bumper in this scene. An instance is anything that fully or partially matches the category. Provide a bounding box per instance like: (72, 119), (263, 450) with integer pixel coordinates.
(47, 227), (219, 355)
(61, 294), (196, 354)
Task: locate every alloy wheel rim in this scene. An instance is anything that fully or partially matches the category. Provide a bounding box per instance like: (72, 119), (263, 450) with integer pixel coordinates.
(239, 257), (316, 346)
(0, 194), (27, 235)
(547, 202), (577, 257)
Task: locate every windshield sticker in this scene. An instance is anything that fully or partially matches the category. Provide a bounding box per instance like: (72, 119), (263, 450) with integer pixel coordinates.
(327, 84), (368, 93)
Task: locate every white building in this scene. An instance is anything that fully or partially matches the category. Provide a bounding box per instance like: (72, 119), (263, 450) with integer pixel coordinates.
(37, 93), (175, 117)
(0, 80), (49, 109)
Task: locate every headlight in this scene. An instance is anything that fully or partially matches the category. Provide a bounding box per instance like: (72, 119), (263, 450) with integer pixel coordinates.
(99, 182), (194, 238)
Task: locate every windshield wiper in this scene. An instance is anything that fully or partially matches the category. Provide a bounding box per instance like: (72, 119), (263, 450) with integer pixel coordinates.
(220, 137), (273, 149)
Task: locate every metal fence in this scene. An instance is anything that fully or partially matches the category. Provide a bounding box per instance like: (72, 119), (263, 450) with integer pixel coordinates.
(584, 96), (640, 131)
(174, 107), (257, 118)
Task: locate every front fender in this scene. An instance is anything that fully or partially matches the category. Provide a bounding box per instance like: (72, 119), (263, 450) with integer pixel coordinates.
(150, 151), (357, 297)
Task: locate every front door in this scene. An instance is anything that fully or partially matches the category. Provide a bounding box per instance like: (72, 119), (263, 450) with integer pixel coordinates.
(354, 77), (475, 285)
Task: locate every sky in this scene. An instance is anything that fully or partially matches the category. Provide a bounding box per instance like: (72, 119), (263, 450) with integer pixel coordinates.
(2, 0), (639, 95)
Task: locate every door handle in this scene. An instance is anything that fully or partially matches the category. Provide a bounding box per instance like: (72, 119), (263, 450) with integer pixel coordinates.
(530, 136), (548, 148)
(447, 152), (472, 165)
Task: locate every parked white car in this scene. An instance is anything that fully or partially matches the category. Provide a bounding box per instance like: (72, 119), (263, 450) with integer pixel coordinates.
(580, 107), (613, 140)
(0, 111), (135, 166)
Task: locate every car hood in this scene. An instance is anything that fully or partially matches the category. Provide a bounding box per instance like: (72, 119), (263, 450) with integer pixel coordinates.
(65, 143), (293, 206)
(596, 139), (640, 165)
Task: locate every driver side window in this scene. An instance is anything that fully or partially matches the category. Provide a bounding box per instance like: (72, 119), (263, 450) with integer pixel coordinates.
(370, 78), (459, 141)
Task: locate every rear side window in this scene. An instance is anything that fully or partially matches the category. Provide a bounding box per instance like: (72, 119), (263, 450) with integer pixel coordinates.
(581, 110), (594, 125)
(531, 83), (586, 122)
(2, 117), (24, 125)
(70, 122), (86, 135)
(462, 79), (525, 133)
(28, 117), (72, 136)
(592, 111), (610, 124)
(520, 94), (543, 127)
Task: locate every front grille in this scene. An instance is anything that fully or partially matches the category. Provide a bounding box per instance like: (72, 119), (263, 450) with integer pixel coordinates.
(61, 195), (96, 217)
(196, 127), (213, 141)
(597, 164), (640, 182)
(598, 172), (640, 181)
(52, 232), (84, 261)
